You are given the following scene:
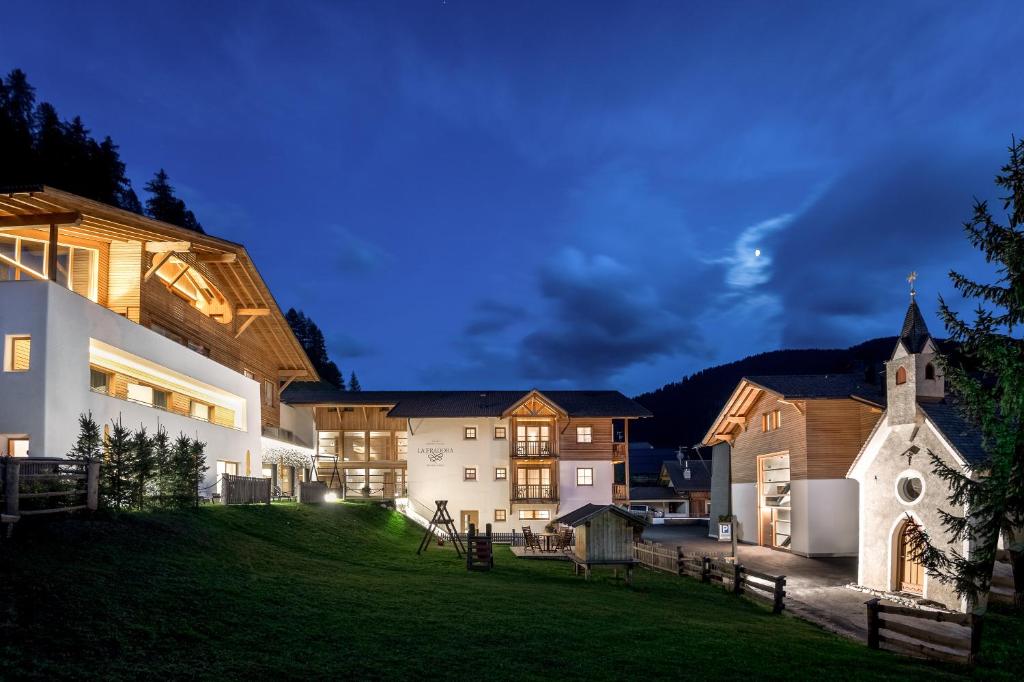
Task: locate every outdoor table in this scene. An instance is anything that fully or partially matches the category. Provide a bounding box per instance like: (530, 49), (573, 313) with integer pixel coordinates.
(537, 531), (558, 552)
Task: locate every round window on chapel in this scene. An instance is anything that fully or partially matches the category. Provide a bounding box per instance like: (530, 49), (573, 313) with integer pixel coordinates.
(897, 475), (924, 504)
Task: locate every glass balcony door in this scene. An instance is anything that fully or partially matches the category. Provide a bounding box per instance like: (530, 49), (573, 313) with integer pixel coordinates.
(515, 423), (551, 456)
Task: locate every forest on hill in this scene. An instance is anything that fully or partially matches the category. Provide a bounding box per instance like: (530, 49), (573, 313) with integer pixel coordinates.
(630, 336), (898, 449)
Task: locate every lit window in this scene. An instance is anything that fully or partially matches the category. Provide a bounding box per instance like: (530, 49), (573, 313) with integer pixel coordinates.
(495, 509), (507, 522)
(154, 255), (231, 323)
(153, 390), (170, 410)
(127, 382), (155, 405)
(0, 235), (97, 299)
(518, 509), (550, 520)
(89, 367), (109, 392)
(464, 427), (477, 440)
(494, 426), (507, 439)
(495, 467), (507, 480)
(464, 467), (477, 481)
(396, 431), (409, 458)
(6, 336), (31, 372)
(576, 426), (592, 443)
(762, 414), (769, 432)
(896, 366), (907, 385)
(263, 380), (275, 406)
(191, 401), (211, 422)
(577, 467), (594, 486)
(772, 410), (782, 430)
(7, 438), (30, 457)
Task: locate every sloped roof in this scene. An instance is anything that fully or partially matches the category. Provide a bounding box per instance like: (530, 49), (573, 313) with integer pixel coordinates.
(746, 374), (886, 406)
(900, 298), (932, 354)
(919, 401), (987, 466)
(662, 460), (712, 491)
(629, 486), (686, 501)
(281, 387), (651, 418)
(556, 503), (648, 527)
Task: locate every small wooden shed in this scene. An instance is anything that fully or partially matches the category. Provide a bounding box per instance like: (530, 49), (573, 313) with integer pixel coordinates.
(556, 504), (647, 582)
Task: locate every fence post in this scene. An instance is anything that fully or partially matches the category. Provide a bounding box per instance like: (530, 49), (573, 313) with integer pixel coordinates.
(865, 598), (880, 648)
(265, 477), (272, 505)
(701, 556), (711, 583)
(677, 546), (684, 576)
(220, 474), (230, 505)
(773, 576), (786, 614)
(467, 523), (475, 571)
(968, 611), (983, 664)
(733, 564), (744, 595)
(86, 461), (100, 511)
(3, 460), (19, 518)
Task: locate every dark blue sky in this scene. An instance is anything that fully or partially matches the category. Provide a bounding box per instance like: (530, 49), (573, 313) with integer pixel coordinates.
(4, 2), (1022, 393)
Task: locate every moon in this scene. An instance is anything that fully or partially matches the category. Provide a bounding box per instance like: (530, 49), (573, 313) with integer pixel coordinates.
(754, 249), (761, 257)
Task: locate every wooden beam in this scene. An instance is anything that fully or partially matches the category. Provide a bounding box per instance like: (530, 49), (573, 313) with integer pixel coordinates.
(278, 369), (307, 378)
(47, 224), (58, 282)
(236, 307), (270, 316)
(166, 263), (191, 288)
(234, 315), (258, 339)
(143, 251), (175, 282)
(0, 212), (80, 228)
(279, 376), (297, 397)
(144, 240), (190, 253)
(196, 252), (237, 263)
(0, 253), (45, 280)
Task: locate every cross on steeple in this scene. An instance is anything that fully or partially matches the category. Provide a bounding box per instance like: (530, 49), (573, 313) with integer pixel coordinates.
(907, 271), (918, 298)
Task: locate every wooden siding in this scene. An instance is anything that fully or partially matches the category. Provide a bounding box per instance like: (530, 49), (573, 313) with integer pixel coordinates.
(804, 399), (883, 479)
(556, 417), (616, 461)
(107, 241), (141, 322)
(314, 406), (407, 432)
(730, 392), (806, 483)
(574, 512), (635, 562)
(99, 367), (237, 430)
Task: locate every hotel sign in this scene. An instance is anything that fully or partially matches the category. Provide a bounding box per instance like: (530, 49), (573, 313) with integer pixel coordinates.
(418, 439), (453, 467)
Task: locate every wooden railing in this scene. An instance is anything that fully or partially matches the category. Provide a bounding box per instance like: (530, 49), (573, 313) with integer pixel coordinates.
(512, 484), (557, 501)
(343, 483), (408, 499)
(612, 484), (628, 500)
(220, 473), (271, 505)
(2, 458), (100, 534)
(634, 541), (787, 614)
(513, 441), (553, 456)
(865, 598), (981, 664)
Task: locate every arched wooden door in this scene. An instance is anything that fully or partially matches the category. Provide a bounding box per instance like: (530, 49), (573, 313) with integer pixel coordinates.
(896, 520), (925, 594)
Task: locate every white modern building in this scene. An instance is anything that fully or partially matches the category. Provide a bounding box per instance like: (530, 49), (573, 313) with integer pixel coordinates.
(0, 187), (318, 494)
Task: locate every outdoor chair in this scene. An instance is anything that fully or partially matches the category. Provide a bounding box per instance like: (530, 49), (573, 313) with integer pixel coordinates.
(522, 526), (542, 552)
(555, 528), (573, 551)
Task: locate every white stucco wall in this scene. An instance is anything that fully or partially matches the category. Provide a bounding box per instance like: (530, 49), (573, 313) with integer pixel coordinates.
(279, 402), (316, 447)
(559, 459), (613, 513)
(406, 417), (514, 531)
(0, 280), (263, 493)
(792, 478), (859, 557)
(731, 482), (757, 544)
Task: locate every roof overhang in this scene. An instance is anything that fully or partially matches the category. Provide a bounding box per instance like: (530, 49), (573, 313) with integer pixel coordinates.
(701, 379), (769, 446)
(501, 389), (569, 418)
(0, 186), (317, 381)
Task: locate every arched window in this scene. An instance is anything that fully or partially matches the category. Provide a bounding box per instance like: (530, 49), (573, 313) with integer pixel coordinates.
(925, 363), (935, 380)
(895, 366), (907, 385)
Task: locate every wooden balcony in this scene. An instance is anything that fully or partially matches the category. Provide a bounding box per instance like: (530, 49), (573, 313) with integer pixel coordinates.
(512, 440), (555, 457)
(613, 484), (628, 501)
(512, 484), (557, 502)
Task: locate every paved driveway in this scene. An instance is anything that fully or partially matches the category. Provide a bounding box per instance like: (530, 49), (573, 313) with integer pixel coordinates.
(641, 522), (869, 640)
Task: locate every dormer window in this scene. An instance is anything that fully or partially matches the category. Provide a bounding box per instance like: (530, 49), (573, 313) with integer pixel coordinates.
(925, 363), (936, 380)
(896, 366), (907, 385)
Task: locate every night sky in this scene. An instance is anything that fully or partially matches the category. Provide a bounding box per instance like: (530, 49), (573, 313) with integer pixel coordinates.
(4, 2), (1023, 394)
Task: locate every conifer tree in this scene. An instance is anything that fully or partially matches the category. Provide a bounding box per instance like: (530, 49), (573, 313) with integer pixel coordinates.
(131, 426), (156, 511)
(188, 438), (209, 508)
(102, 417), (136, 511)
(910, 137), (1024, 609)
(285, 307), (344, 387)
(144, 169), (205, 233)
(68, 412), (103, 462)
(152, 424), (172, 508)
(348, 371), (362, 392)
(169, 433), (195, 508)
(0, 69), (36, 186)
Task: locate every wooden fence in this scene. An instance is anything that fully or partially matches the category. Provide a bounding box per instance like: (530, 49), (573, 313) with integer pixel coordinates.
(865, 598), (981, 664)
(2, 458), (100, 535)
(635, 541), (786, 614)
(220, 473), (271, 505)
(297, 481), (328, 504)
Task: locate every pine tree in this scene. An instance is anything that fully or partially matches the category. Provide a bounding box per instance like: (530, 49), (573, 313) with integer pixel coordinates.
(68, 412), (103, 462)
(102, 417), (136, 511)
(348, 371), (362, 392)
(144, 169), (205, 233)
(188, 438), (209, 509)
(169, 433), (195, 508)
(152, 424), (172, 508)
(132, 426), (156, 511)
(0, 69), (37, 187)
(909, 137), (1024, 609)
(285, 307), (344, 387)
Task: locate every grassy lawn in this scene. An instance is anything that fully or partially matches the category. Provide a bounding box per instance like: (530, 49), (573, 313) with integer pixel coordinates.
(0, 503), (1018, 680)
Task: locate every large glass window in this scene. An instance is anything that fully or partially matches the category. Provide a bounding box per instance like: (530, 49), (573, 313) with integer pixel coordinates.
(758, 454), (791, 549)
(343, 431), (366, 461)
(515, 423), (551, 455)
(369, 431), (392, 461)
(396, 431), (408, 460)
(0, 234), (97, 299)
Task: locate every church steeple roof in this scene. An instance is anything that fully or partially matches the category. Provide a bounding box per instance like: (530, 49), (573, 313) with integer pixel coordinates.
(899, 298), (931, 354)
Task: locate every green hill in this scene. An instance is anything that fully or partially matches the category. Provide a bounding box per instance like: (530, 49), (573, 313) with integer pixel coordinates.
(0, 504), (1011, 679)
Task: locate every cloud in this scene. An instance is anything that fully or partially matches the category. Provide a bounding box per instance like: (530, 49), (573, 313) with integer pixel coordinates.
(327, 332), (374, 360)
(329, 226), (390, 273)
(710, 213), (795, 290)
(463, 299), (529, 337)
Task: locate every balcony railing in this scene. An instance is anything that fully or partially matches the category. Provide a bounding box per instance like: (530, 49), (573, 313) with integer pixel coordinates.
(613, 484), (628, 500)
(512, 484), (557, 501)
(341, 483), (409, 499)
(513, 440), (554, 457)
